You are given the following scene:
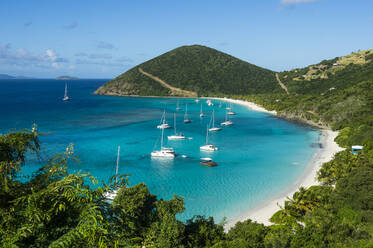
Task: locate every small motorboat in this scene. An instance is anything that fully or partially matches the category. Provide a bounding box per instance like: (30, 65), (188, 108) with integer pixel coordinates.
(200, 157), (218, 167)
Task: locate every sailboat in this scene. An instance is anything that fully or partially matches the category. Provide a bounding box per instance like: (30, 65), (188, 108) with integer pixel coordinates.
(208, 109), (222, 132)
(104, 146), (121, 200)
(157, 110), (172, 129)
(151, 126), (176, 158)
(200, 125), (218, 151)
(219, 101), (223, 108)
(225, 102), (231, 111)
(62, 83), (70, 101)
(199, 104), (205, 118)
(184, 104), (192, 123)
(195, 98), (200, 103)
(227, 103), (236, 115)
(221, 111), (233, 126)
(168, 113), (186, 140)
(176, 99), (181, 110)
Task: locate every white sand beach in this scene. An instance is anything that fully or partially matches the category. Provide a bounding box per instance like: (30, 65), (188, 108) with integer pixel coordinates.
(210, 97), (277, 115)
(212, 97), (344, 231)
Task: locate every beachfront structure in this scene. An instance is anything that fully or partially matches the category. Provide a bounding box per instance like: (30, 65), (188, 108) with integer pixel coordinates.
(351, 145), (363, 154)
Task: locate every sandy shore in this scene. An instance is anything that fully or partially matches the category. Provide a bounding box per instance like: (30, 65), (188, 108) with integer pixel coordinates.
(210, 97), (277, 115)
(212, 97), (344, 231)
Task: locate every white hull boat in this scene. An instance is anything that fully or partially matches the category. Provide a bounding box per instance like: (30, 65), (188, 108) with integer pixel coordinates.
(152, 127), (176, 158)
(208, 109), (221, 132)
(168, 113), (186, 140)
(200, 125), (218, 151)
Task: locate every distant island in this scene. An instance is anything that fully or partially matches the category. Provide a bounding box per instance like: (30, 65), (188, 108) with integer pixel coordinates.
(56, 76), (79, 80)
(0, 74), (34, 79)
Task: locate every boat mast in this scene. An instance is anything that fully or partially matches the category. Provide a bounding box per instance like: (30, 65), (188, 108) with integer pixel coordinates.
(174, 113), (176, 135)
(200, 104), (202, 114)
(115, 146), (120, 183)
(184, 104), (188, 120)
(161, 125), (164, 149)
(64, 83), (68, 98)
(206, 125), (209, 144)
(212, 109), (215, 128)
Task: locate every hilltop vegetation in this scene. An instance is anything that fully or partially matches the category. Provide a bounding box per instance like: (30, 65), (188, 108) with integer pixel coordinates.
(233, 50), (373, 131)
(95, 45), (280, 97)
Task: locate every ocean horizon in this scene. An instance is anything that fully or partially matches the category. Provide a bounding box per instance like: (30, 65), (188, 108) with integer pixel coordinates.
(0, 79), (320, 222)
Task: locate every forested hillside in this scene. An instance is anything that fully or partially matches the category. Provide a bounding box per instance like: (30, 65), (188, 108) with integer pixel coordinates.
(95, 45), (280, 96)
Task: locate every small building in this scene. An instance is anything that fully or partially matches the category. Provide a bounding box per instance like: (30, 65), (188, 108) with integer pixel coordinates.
(351, 145), (363, 154)
(333, 63), (340, 66)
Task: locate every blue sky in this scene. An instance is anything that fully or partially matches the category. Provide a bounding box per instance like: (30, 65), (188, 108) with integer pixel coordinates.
(0, 0), (372, 78)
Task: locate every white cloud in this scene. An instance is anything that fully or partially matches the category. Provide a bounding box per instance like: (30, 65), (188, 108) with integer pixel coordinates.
(281, 0), (318, 5)
(46, 49), (57, 61)
(0, 44), (68, 69)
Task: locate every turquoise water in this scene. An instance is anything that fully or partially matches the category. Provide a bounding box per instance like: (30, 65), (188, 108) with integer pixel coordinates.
(0, 79), (320, 222)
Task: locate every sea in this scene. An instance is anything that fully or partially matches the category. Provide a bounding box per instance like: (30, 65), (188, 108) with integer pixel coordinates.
(0, 79), (320, 222)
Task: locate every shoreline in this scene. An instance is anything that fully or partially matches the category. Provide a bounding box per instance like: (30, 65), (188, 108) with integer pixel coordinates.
(211, 97), (344, 231)
(209, 97), (277, 115)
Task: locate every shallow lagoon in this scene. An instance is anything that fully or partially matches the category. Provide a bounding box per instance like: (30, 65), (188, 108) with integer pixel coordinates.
(0, 79), (319, 221)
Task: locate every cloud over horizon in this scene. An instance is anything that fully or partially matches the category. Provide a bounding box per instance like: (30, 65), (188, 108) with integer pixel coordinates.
(0, 43), (68, 69)
(75, 58), (126, 67)
(281, 0), (318, 5)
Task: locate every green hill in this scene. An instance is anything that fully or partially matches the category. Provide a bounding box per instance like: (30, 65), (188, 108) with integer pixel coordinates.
(237, 49), (373, 130)
(95, 45), (280, 97)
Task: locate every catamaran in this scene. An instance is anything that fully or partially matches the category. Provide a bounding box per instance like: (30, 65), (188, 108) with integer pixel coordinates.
(199, 103), (205, 117)
(152, 126), (176, 158)
(200, 125), (218, 151)
(221, 111), (234, 126)
(208, 109), (222, 132)
(62, 83), (70, 101)
(104, 146), (121, 200)
(168, 113), (186, 140)
(184, 104), (192, 123)
(157, 110), (172, 129)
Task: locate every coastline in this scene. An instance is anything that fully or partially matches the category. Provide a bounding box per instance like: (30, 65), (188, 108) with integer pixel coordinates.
(209, 97), (277, 115)
(212, 97), (344, 231)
